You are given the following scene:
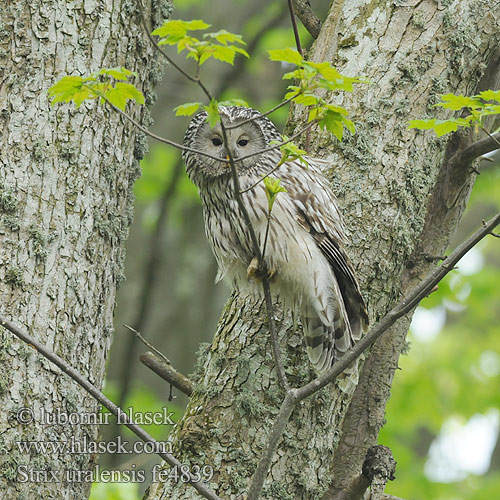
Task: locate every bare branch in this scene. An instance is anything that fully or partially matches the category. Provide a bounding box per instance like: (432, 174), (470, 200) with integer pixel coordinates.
(246, 211), (500, 500)
(296, 211), (500, 400)
(451, 131), (500, 165)
(292, 0), (323, 39)
(225, 94), (299, 130)
(123, 324), (172, 364)
(288, 0), (304, 57)
(218, 120), (290, 393)
(246, 391), (296, 500)
(0, 316), (221, 500)
(140, 351), (193, 397)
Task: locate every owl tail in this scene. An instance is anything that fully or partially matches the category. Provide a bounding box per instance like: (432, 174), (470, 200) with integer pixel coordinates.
(302, 286), (362, 373)
(302, 304), (353, 374)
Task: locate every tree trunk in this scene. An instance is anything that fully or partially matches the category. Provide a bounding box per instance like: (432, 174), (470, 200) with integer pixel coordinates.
(0, 1), (170, 498)
(149, 1), (500, 499)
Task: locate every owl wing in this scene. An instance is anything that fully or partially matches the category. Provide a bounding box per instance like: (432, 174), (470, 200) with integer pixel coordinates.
(280, 159), (368, 345)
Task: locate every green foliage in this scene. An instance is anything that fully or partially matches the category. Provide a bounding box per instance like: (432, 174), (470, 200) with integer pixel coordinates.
(152, 19), (248, 65)
(409, 91), (500, 136)
(269, 48), (364, 140)
(48, 67), (144, 110)
(90, 482), (139, 500)
(271, 137), (308, 167)
(263, 177), (287, 212)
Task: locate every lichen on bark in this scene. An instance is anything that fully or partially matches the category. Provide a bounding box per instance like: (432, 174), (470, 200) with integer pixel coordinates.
(0, 0), (170, 498)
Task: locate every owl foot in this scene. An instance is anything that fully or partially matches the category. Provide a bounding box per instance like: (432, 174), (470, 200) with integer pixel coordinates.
(246, 257), (276, 282)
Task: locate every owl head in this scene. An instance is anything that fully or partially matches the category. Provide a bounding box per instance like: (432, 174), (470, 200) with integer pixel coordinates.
(182, 106), (282, 184)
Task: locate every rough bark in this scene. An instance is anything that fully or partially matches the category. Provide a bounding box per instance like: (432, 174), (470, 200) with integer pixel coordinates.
(0, 1), (170, 498)
(149, 1), (500, 499)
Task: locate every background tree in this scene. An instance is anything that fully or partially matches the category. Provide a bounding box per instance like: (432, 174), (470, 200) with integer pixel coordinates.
(0, 0), (171, 498)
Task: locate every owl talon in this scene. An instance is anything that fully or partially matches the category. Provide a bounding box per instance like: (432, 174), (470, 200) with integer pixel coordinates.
(246, 257), (276, 282)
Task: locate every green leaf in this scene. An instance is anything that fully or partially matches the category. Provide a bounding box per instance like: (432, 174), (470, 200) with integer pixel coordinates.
(435, 93), (482, 110)
(408, 119), (437, 130)
(174, 102), (202, 116)
(271, 137), (308, 167)
(293, 93), (318, 106)
(211, 44), (236, 64)
(206, 29), (246, 46)
(409, 118), (471, 137)
(48, 76), (85, 105)
(433, 119), (463, 137)
(115, 82), (145, 106)
(152, 19), (210, 40)
(342, 116), (355, 135)
(318, 109), (344, 141)
(268, 48), (303, 66)
(49, 67), (143, 110)
(203, 99), (220, 127)
(263, 177), (287, 212)
(99, 67), (135, 81)
(284, 87), (301, 99)
(282, 69), (305, 80)
(480, 90), (500, 102)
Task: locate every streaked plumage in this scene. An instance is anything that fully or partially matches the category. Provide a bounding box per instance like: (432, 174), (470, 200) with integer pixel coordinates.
(182, 106), (367, 373)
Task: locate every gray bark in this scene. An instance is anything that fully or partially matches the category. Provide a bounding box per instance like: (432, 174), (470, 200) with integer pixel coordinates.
(0, 1), (170, 498)
(149, 1), (500, 499)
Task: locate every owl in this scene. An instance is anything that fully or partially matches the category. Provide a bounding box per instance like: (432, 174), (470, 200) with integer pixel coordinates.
(182, 106), (368, 373)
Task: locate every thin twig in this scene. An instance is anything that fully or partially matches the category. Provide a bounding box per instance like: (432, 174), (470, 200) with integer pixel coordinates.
(218, 120), (290, 393)
(0, 316), (222, 500)
(246, 211), (500, 500)
(238, 122), (316, 195)
(129, 7), (292, 393)
(224, 95), (299, 130)
(140, 351), (193, 396)
(123, 324), (171, 365)
(288, 0), (304, 57)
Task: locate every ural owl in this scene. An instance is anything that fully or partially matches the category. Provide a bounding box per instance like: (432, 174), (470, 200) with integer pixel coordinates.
(183, 106), (368, 373)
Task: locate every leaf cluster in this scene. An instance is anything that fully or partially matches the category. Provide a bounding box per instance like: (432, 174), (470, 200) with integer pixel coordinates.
(152, 19), (249, 66)
(269, 48), (366, 140)
(48, 67), (144, 110)
(409, 91), (500, 137)
(263, 177), (287, 212)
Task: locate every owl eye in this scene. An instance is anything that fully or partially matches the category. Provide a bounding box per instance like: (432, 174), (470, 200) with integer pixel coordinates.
(211, 137), (223, 146)
(237, 139), (249, 147)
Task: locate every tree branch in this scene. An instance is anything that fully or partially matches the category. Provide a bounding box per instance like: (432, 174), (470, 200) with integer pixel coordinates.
(0, 316), (221, 500)
(292, 0), (322, 39)
(140, 351), (193, 397)
(245, 211), (500, 500)
(217, 121), (290, 393)
(451, 131), (500, 165)
(288, 0), (304, 57)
